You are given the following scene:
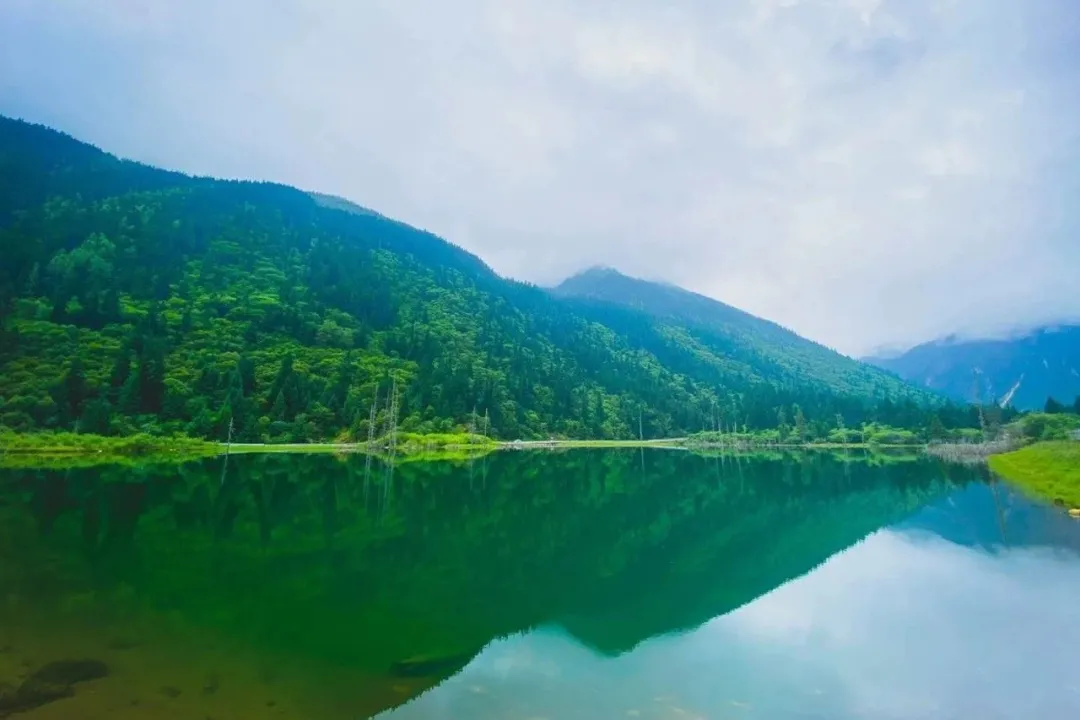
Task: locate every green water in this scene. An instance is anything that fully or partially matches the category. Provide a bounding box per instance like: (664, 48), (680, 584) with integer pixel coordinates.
(1, 450), (1078, 719)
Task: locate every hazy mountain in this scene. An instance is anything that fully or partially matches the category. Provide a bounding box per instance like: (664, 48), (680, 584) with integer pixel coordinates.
(864, 326), (1080, 410)
(554, 266), (929, 409)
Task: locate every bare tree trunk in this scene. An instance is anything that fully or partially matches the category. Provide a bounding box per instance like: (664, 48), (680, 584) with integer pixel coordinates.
(387, 376), (399, 454)
(364, 385), (378, 494)
(366, 386), (380, 447)
(219, 417), (235, 488)
(972, 369), (988, 439)
(381, 377), (399, 522)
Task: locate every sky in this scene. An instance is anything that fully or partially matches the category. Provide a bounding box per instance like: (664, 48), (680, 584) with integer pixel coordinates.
(2, 0), (1079, 356)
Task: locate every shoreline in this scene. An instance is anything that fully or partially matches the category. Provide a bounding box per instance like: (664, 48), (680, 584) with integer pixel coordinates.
(0, 431), (940, 468)
(988, 441), (1080, 511)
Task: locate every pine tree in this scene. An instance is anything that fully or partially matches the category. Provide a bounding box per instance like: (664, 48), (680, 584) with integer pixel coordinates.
(1045, 396), (1066, 414)
(79, 398), (113, 435)
(223, 365), (250, 434)
(266, 355), (294, 412)
(793, 404), (807, 443)
(118, 367), (142, 415)
(138, 337), (167, 414)
(55, 357), (89, 425)
(271, 389), (288, 422)
(108, 348), (132, 403)
(928, 414), (947, 441)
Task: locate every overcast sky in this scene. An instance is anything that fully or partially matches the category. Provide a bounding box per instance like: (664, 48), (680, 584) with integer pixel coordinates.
(2, 0), (1078, 355)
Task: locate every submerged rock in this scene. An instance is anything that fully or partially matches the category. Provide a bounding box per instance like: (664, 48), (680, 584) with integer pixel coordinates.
(0, 678), (74, 716)
(13, 678), (74, 710)
(29, 659), (109, 686)
(0, 682), (18, 712)
(0, 659), (108, 716)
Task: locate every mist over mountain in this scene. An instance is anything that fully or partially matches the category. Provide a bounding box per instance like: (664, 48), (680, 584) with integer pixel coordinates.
(865, 326), (1080, 410)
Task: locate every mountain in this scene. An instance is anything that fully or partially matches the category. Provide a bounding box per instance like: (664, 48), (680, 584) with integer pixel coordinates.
(556, 266), (774, 332)
(554, 266), (925, 407)
(865, 326), (1080, 410)
(0, 116), (958, 442)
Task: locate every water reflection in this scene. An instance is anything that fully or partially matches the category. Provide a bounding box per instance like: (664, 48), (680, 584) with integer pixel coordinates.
(385, 482), (1080, 720)
(2, 450), (1069, 719)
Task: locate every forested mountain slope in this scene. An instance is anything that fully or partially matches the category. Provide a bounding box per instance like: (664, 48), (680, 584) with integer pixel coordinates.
(555, 267), (917, 406)
(0, 116), (958, 442)
(865, 326), (1080, 411)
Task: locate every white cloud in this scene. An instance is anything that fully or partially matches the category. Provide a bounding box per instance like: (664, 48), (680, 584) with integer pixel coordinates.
(722, 529), (1080, 718)
(382, 527), (1080, 719)
(1, 0), (1078, 354)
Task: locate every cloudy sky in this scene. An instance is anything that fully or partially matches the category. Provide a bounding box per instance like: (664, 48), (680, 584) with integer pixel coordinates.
(2, 0), (1078, 355)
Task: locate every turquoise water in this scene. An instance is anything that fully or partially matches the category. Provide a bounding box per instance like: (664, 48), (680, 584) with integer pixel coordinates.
(1, 450), (1078, 719)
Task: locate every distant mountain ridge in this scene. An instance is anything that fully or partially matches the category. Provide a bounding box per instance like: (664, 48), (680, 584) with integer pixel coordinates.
(864, 326), (1080, 410)
(553, 266), (921, 409)
(555, 266), (791, 339)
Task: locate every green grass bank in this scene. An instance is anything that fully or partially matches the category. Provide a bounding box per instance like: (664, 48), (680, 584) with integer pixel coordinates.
(989, 441), (1080, 509)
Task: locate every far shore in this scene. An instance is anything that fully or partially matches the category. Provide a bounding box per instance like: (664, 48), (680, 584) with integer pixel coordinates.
(155, 437), (934, 455)
(6, 432), (1078, 519)
(1, 430), (944, 467)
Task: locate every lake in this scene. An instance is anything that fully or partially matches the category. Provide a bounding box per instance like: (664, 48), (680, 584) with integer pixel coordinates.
(1, 450), (1079, 719)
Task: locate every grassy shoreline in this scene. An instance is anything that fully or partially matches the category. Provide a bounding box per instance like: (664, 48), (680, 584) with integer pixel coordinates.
(989, 441), (1080, 509)
(0, 431), (503, 468)
(0, 431), (222, 469)
(1, 431), (939, 454)
(1, 429), (933, 465)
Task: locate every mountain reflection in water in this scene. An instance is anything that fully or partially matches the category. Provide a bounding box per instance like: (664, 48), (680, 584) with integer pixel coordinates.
(5, 450), (1073, 719)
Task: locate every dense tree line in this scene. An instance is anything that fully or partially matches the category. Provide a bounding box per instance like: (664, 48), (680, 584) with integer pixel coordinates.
(1043, 395), (1080, 415)
(0, 117), (981, 442)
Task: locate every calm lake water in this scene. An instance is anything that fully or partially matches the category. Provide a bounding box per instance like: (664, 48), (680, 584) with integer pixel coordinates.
(1, 450), (1079, 719)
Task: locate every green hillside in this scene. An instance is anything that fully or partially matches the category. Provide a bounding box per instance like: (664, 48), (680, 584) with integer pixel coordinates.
(0, 116), (969, 442)
(555, 266), (927, 406)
